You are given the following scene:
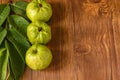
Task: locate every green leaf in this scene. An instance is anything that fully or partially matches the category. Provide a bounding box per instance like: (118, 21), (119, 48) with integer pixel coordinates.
(7, 74), (14, 80)
(0, 4), (6, 14)
(0, 4), (10, 27)
(7, 63), (15, 80)
(6, 41), (25, 80)
(11, 1), (29, 20)
(0, 47), (9, 80)
(0, 29), (7, 46)
(4, 41), (14, 80)
(8, 15), (30, 38)
(7, 27), (30, 62)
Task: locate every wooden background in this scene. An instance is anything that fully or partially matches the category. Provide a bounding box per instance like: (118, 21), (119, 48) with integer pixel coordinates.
(1, 0), (120, 80)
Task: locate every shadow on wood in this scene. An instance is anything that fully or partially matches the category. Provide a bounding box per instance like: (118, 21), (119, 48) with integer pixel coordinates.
(47, 2), (67, 71)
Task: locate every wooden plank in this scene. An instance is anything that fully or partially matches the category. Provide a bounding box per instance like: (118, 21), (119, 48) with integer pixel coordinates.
(71, 0), (116, 80)
(112, 0), (120, 80)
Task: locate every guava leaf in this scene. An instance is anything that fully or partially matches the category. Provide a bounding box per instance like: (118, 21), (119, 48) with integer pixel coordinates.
(11, 1), (29, 20)
(7, 27), (30, 62)
(7, 62), (15, 80)
(0, 4), (6, 14)
(5, 41), (14, 80)
(7, 74), (14, 80)
(6, 40), (25, 80)
(0, 29), (7, 46)
(8, 15), (30, 38)
(7, 57), (15, 80)
(0, 4), (10, 27)
(0, 47), (9, 80)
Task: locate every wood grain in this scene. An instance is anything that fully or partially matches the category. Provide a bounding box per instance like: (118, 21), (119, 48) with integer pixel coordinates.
(1, 0), (120, 80)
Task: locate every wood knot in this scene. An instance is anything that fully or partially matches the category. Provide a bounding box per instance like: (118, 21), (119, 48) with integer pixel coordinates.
(98, 3), (114, 16)
(89, 0), (101, 3)
(83, 1), (114, 16)
(75, 44), (91, 55)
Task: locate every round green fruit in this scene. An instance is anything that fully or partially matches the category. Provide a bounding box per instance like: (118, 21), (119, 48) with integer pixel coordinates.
(25, 44), (52, 70)
(27, 21), (51, 44)
(26, 0), (52, 22)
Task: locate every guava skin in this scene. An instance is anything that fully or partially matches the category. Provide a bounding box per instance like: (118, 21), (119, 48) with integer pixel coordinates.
(27, 21), (51, 44)
(26, 0), (52, 22)
(25, 44), (52, 70)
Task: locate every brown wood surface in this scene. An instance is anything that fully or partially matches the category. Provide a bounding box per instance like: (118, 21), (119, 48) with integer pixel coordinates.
(1, 0), (120, 80)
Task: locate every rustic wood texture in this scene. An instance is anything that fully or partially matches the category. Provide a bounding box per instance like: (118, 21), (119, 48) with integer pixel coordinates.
(1, 0), (120, 80)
